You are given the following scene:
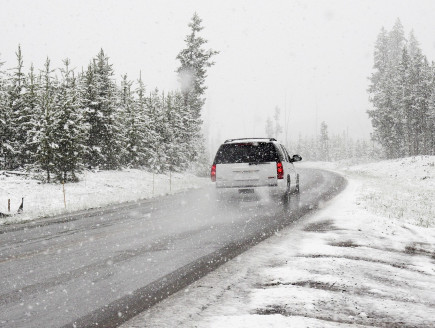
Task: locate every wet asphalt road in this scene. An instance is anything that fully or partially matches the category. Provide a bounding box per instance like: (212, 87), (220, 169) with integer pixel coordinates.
(0, 168), (346, 328)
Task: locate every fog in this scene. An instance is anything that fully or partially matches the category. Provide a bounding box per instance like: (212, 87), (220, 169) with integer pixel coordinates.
(2, 0), (435, 153)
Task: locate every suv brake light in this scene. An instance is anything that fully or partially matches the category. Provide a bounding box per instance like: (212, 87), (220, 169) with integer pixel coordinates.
(211, 164), (216, 182)
(277, 162), (284, 179)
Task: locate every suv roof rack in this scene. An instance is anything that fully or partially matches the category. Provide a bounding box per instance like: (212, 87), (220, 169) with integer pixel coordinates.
(224, 137), (277, 143)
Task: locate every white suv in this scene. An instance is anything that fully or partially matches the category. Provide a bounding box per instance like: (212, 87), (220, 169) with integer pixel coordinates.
(211, 138), (302, 198)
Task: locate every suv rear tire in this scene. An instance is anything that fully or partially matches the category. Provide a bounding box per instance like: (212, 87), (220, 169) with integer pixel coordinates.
(282, 176), (291, 203)
(295, 174), (300, 194)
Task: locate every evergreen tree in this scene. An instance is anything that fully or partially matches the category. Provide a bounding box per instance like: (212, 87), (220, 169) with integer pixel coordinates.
(7, 45), (27, 168)
(368, 27), (396, 158)
(32, 58), (57, 182)
(273, 106), (283, 138)
(387, 19), (406, 66)
(52, 59), (88, 181)
(163, 91), (192, 171)
(176, 13), (218, 116)
(369, 27), (389, 92)
(160, 91), (178, 171)
(391, 47), (410, 157)
(407, 41), (431, 155)
(319, 121), (329, 161)
(0, 55), (12, 169)
(176, 13), (218, 163)
(146, 88), (165, 173)
(428, 63), (435, 154)
(135, 74), (157, 167)
(119, 74), (145, 167)
(83, 49), (122, 169)
(22, 63), (40, 166)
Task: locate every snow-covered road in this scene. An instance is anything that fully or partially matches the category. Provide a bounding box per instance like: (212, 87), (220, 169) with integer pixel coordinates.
(0, 168), (344, 328)
(122, 157), (435, 328)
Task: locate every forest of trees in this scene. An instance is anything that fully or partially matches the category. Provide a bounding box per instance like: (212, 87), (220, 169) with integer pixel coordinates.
(265, 108), (374, 162)
(291, 121), (377, 162)
(0, 13), (217, 182)
(368, 19), (435, 158)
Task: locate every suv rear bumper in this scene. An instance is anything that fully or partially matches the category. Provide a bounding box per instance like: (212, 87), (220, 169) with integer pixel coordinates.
(215, 179), (287, 194)
(216, 182), (278, 188)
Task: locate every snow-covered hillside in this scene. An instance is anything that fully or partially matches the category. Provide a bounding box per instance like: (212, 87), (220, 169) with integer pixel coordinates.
(122, 156), (435, 328)
(0, 169), (209, 225)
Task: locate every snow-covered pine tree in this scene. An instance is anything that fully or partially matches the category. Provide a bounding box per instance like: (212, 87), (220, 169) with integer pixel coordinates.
(319, 121), (329, 161)
(407, 33), (432, 155)
(176, 13), (218, 164)
(159, 91), (175, 172)
(161, 91), (190, 172)
(391, 47), (410, 157)
(32, 58), (57, 182)
(368, 28), (391, 157)
(146, 88), (165, 173)
(83, 49), (122, 169)
(7, 45), (27, 168)
(273, 106), (283, 139)
(22, 63), (40, 167)
(361, 139), (370, 159)
(388, 19), (406, 67)
(0, 54), (12, 169)
(428, 63), (435, 155)
(173, 90), (194, 171)
(368, 21), (406, 158)
(82, 62), (98, 166)
(156, 90), (192, 172)
(419, 58), (433, 155)
(135, 73), (157, 168)
(52, 59), (88, 182)
(118, 74), (141, 167)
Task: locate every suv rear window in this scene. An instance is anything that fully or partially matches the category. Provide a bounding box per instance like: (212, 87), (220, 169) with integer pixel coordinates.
(214, 142), (279, 164)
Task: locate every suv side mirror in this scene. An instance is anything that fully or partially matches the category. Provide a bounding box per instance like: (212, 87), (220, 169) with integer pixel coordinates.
(290, 154), (302, 162)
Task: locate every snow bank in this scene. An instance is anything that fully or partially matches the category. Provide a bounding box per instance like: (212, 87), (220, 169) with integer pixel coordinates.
(346, 156), (434, 227)
(300, 156), (435, 227)
(0, 169), (209, 225)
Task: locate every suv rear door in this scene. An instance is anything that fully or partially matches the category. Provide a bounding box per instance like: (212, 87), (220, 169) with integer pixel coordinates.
(279, 144), (297, 188)
(214, 142), (279, 188)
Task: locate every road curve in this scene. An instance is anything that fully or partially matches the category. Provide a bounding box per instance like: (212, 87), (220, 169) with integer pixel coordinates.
(0, 168), (346, 328)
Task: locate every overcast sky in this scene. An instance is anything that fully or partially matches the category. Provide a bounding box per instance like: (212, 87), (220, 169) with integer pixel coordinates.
(2, 0), (435, 152)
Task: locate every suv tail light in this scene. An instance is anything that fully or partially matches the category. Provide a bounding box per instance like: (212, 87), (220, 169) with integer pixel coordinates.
(211, 164), (216, 182)
(277, 162), (284, 179)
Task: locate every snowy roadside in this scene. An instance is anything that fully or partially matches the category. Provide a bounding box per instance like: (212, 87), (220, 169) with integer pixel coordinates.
(0, 169), (209, 225)
(123, 156), (435, 327)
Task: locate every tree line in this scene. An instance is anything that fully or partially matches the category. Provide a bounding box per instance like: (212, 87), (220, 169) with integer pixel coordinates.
(292, 122), (377, 162)
(368, 19), (435, 158)
(264, 108), (374, 162)
(0, 13), (217, 182)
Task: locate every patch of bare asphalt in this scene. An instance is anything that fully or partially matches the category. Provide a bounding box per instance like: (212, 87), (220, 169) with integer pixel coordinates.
(253, 304), (431, 328)
(303, 219), (340, 232)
